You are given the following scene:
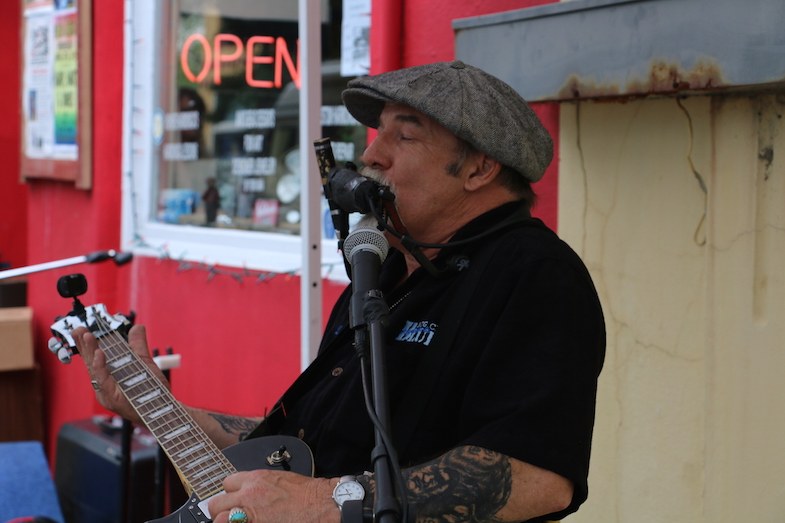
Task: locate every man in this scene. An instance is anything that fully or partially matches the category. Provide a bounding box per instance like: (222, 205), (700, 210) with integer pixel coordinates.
(202, 177), (221, 225)
(75, 61), (605, 523)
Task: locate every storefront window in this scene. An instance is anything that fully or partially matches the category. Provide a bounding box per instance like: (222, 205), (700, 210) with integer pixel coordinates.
(124, 0), (369, 274)
(148, 1), (364, 236)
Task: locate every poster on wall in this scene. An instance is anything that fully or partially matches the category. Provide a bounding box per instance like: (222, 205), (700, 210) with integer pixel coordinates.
(341, 0), (370, 76)
(20, 0), (92, 188)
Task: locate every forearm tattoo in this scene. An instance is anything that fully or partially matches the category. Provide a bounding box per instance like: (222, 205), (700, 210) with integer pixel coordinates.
(209, 413), (260, 440)
(404, 446), (512, 522)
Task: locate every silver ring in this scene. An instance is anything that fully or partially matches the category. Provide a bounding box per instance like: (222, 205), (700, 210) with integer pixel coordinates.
(90, 379), (101, 391)
(228, 507), (249, 523)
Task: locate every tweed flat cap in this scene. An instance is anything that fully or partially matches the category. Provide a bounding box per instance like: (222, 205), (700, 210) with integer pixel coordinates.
(342, 60), (553, 182)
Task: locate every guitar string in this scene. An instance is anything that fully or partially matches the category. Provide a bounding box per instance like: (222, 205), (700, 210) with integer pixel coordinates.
(91, 307), (236, 498)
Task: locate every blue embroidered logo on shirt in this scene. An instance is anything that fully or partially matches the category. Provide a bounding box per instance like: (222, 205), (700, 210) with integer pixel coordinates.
(395, 320), (438, 346)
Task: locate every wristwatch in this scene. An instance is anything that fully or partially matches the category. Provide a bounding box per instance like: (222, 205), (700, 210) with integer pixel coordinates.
(332, 475), (365, 509)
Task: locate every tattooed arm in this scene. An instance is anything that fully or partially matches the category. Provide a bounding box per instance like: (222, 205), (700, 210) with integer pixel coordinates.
(181, 406), (264, 449)
(362, 446), (573, 523)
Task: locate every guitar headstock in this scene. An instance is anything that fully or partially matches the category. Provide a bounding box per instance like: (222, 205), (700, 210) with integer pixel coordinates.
(48, 273), (134, 364)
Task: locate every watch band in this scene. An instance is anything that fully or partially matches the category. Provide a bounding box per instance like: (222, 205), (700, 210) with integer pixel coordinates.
(340, 499), (364, 523)
(333, 473), (374, 522)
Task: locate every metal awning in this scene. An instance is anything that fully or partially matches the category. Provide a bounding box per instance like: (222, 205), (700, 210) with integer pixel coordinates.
(454, 0), (785, 101)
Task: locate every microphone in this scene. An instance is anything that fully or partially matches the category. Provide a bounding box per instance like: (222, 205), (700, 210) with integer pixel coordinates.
(343, 223), (390, 330)
(329, 167), (394, 215)
(313, 138), (349, 246)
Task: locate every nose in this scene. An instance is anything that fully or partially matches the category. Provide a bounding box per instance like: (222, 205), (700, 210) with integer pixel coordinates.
(359, 134), (390, 171)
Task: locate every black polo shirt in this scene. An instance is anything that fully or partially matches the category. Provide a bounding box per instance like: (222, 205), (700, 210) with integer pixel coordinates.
(255, 202), (605, 518)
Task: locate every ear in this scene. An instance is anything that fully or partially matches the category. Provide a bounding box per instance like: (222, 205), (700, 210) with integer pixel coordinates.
(464, 155), (502, 192)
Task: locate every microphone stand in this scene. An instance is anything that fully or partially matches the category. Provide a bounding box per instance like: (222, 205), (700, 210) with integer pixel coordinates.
(348, 246), (401, 523)
(358, 290), (400, 523)
(316, 137), (403, 522)
(0, 249), (133, 281)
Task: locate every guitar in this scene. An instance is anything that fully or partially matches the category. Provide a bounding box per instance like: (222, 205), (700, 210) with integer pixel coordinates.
(49, 274), (314, 523)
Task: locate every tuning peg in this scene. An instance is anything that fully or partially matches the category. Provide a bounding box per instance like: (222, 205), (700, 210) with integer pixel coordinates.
(56, 347), (73, 364)
(48, 336), (75, 364)
(48, 337), (63, 354)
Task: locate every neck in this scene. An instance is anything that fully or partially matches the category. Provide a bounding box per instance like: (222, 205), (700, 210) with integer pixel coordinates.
(403, 245), (440, 277)
(396, 194), (520, 276)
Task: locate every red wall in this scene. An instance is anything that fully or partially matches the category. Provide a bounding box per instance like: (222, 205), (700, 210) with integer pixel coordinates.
(13, 0), (560, 463)
(0, 0), (26, 270)
(25, 0), (131, 459)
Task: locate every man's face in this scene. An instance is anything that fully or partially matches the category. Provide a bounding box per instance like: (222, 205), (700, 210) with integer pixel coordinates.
(359, 103), (469, 242)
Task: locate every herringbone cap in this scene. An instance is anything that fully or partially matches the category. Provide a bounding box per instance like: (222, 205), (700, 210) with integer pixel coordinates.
(342, 60), (553, 182)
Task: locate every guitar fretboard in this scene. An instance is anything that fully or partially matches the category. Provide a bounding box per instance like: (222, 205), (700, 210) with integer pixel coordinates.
(96, 322), (235, 500)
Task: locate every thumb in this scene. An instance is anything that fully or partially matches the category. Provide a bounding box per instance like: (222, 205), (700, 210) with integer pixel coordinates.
(127, 324), (171, 389)
(127, 324), (151, 359)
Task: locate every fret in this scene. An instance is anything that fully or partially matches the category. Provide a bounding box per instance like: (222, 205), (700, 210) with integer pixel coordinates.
(163, 424), (192, 441)
(151, 422), (189, 440)
(122, 372), (148, 387)
(155, 418), (191, 434)
(108, 354), (133, 368)
(182, 454), (213, 470)
(190, 462), (224, 480)
(175, 442), (205, 459)
(135, 389), (163, 404)
(147, 404), (175, 419)
(196, 477), (224, 492)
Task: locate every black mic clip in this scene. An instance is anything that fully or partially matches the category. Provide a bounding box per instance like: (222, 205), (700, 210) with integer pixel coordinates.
(328, 167), (395, 216)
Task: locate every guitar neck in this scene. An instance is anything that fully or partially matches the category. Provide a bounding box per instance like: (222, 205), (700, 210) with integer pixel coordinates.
(97, 330), (235, 500)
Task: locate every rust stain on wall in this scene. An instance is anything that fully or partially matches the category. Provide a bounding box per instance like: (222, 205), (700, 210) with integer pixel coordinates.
(558, 58), (727, 100)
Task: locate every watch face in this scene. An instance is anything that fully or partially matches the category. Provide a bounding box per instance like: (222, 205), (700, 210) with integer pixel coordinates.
(334, 480), (365, 506)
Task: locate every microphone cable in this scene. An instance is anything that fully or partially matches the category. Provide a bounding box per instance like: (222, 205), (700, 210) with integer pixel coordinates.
(364, 196), (533, 277)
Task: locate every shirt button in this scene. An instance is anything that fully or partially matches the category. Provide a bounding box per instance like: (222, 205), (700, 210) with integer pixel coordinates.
(331, 367), (343, 377)
(298, 428), (305, 439)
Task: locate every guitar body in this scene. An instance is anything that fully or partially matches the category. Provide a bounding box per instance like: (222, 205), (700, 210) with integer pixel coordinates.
(150, 435), (314, 523)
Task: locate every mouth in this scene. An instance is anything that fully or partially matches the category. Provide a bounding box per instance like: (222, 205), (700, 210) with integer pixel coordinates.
(357, 167), (407, 234)
(360, 166), (392, 190)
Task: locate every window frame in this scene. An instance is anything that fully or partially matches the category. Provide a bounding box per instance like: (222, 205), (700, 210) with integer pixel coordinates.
(120, 0), (349, 280)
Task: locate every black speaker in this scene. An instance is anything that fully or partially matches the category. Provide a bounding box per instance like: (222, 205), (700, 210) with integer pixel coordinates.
(54, 417), (185, 523)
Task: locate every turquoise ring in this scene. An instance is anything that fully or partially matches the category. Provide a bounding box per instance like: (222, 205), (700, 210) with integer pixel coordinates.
(228, 507), (249, 523)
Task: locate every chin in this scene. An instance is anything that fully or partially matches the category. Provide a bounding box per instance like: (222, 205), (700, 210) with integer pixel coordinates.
(353, 213), (379, 230)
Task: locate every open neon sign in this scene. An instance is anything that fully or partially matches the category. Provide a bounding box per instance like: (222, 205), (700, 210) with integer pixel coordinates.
(180, 33), (300, 89)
